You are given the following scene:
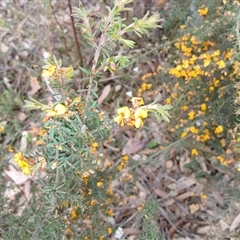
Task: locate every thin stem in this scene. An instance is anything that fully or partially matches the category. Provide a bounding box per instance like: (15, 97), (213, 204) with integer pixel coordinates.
(4, 171), (30, 203)
(86, 34), (105, 105)
(85, 6), (115, 105)
(68, 0), (84, 72)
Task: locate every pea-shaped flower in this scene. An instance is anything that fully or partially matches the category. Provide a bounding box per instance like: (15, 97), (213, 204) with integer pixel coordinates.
(130, 97), (144, 108)
(42, 64), (56, 77)
(134, 108), (148, 128)
(46, 103), (67, 117)
(114, 106), (131, 126)
(54, 104), (67, 115)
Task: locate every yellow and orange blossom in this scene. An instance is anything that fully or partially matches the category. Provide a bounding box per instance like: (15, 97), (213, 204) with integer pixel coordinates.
(134, 108), (148, 128)
(46, 103), (67, 117)
(198, 7), (208, 16)
(130, 97), (144, 108)
(13, 152), (31, 175)
(114, 106), (131, 126)
(42, 65), (56, 77)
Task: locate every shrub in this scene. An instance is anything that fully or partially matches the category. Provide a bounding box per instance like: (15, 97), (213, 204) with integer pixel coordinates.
(138, 0), (240, 170)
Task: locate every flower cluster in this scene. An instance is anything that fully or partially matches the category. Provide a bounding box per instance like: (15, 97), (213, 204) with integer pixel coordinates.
(13, 152), (32, 175)
(138, 65), (162, 97)
(114, 97), (148, 128)
(166, 30), (237, 162)
(45, 103), (67, 117)
(42, 58), (74, 79)
(114, 96), (172, 128)
(136, 2), (239, 167)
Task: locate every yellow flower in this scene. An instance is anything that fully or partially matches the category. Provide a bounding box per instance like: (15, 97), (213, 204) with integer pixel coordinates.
(182, 60), (189, 68)
(118, 106), (131, 118)
(174, 42), (181, 48)
(14, 152), (32, 175)
(189, 55), (197, 65)
(134, 108), (148, 128)
(91, 142), (98, 153)
(135, 118), (144, 128)
(114, 106), (131, 126)
(134, 108), (148, 119)
(191, 149), (199, 156)
(73, 97), (81, 104)
(181, 131), (188, 138)
(22, 166), (31, 175)
(71, 209), (78, 220)
(122, 155), (129, 161)
(181, 105), (188, 111)
(97, 181), (103, 187)
(141, 83), (152, 91)
(14, 152), (23, 163)
(217, 60), (226, 69)
(211, 50), (220, 57)
(107, 209), (114, 216)
(92, 142), (98, 148)
(190, 36), (199, 45)
(42, 65), (56, 77)
(46, 103), (67, 117)
(188, 110), (195, 120)
(130, 97), (144, 108)
(58, 66), (74, 78)
(166, 97), (171, 104)
(200, 103), (207, 111)
(54, 104), (67, 115)
(198, 7), (208, 16)
(223, 49), (232, 59)
(17, 160), (30, 169)
(189, 126), (199, 134)
(200, 193), (207, 199)
(222, 158), (233, 166)
(213, 78), (220, 87)
(209, 86), (214, 92)
(181, 35), (189, 41)
(217, 155), (224, 164)
(203, 58), (211, 67)
(215, 125), (224, 134)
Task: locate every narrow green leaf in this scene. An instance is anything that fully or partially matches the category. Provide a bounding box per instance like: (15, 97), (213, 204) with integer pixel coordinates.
(79, 67), (90, 75)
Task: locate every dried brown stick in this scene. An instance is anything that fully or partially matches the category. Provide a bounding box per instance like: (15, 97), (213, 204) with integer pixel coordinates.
(67, 0), (83, 71)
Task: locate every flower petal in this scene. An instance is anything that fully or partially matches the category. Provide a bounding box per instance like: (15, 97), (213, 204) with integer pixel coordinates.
(117, 106), (131, 118)
(114, 115), (124, 126)
(134, 108), (148, 119)
(135, 118), (144, 128)
(131, 97), (144, 107)
(54, 104), (67, 115)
